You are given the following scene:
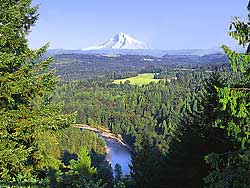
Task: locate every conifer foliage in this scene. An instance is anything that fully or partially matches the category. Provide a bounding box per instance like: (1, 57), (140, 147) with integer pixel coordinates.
(0, 0), (73, 184)
(160, 72), (233, 188)
(205, 1), (250, 187)
(70, 147), (97, 177)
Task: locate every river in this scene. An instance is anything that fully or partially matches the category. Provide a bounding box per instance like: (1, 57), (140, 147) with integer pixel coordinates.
(104, 138), (132, 176)
(80, 127), (132, 176)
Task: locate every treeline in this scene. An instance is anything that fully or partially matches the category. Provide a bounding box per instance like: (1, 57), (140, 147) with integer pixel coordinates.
(130, 72), (233, 188)
(52, 53), (229, 81)
(130, 5), (250, 188)
(0, 1), (116, 187)
(54, 68), (243, 188)
(54, 70), (211, 149)
(1, 0), (249, 187)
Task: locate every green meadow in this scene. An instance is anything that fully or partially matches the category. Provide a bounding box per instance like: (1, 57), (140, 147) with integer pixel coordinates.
(113, 73), (163, 85)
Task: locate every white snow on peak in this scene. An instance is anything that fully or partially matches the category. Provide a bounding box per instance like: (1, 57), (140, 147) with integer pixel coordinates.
(84, 32), (149, 50)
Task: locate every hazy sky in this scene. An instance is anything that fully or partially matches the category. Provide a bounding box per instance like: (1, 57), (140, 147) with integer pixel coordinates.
(28, 0), (248, 50)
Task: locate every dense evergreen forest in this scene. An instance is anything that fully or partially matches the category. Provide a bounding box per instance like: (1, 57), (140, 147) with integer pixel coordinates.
(54, 70), (215, 149)
(51, 53), (229, 81)
(0, 0), (249, 188)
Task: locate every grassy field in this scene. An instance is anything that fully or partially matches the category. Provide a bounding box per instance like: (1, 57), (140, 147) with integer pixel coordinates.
(113, 73), (163, 85)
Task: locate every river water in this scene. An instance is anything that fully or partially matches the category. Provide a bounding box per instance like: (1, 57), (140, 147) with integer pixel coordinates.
(104, 138), (132, 176)
(80, 128), (132, 176)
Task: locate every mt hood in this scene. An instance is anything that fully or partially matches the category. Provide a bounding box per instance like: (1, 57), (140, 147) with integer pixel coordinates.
(84, 32), (149, 50)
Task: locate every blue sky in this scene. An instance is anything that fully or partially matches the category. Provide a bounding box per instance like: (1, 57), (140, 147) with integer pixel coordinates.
(28, 0), (248, 50)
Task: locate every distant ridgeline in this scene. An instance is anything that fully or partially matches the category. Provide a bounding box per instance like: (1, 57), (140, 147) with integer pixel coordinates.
(2, 0), (249, 187)
(51, 53), (229, 81)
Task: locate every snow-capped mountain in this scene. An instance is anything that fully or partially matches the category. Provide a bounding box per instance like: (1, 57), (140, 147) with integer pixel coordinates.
(84, 32), (149, 50)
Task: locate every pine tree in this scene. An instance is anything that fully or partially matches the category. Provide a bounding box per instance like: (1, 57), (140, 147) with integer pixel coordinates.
(0, 0), (74, 184)
(69, 147), (96, 177)
(54, 148), (104, 188)
(162, 73), (233, 188)
(205, 1), (250, 187)
(114, 163), (122, 182)
(130, 131), (165, 188)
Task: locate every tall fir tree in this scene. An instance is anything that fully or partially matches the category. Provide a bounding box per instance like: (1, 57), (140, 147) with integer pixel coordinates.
(130, 130), (167, 188)
(205, 1), (250, 187)
(0, 0), (74, 184)
(153, 73), (233, 188)
(114, 163), (122, 183)
(69, 147), (96, 177)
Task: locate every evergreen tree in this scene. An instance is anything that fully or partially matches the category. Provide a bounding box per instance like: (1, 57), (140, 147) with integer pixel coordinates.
(91, 153), (113, 188)
(56, 147), (104, 188)
(114, 163), (122, 182)
(205, 1), (250, 187)
(0, 0), (74, 184)
(130, 131), (165, 188)
(162, 73), (233, 188)
(69, 147), (96, 177)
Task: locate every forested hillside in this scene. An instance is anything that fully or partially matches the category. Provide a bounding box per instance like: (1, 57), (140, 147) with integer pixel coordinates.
(51, 53), (229, 81)
(0, 0), (249, 188)
(54, 70), (210, 149)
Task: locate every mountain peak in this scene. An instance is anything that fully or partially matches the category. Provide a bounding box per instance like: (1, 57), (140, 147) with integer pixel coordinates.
(84, 33), (149, 50)
(118, 32), (127, 36)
